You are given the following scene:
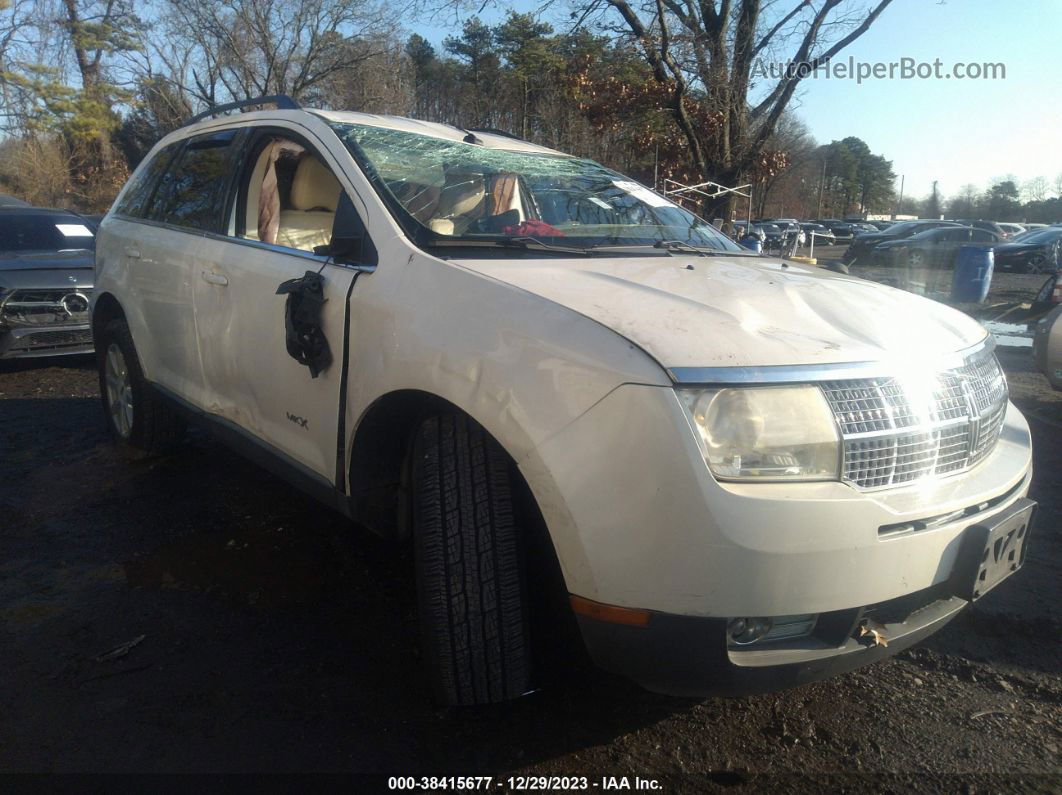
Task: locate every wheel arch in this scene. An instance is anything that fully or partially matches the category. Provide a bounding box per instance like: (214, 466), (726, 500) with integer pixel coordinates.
(346, 387), (559, 553)
(346, 387), (581, 667)
(91, 292), (126, 347)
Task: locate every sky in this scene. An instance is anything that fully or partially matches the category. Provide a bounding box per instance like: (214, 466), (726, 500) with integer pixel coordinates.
(409, 0), (1062, 203)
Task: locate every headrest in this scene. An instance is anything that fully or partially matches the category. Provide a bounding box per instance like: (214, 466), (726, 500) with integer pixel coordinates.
(437, 175), (485, 218)
(291, 156), (340, 211)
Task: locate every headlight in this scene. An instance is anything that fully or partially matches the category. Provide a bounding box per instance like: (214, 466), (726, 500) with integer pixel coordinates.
(678, 386), (841, 481)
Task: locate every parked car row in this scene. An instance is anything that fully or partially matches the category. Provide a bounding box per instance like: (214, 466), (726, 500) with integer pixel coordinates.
(843, 218), (1062, 273)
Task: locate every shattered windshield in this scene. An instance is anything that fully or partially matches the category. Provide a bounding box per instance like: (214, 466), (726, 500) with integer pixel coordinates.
(330, 122), (741, 253)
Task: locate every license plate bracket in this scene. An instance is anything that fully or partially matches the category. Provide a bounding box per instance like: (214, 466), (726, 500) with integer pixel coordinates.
(950, 498), (1035, 602)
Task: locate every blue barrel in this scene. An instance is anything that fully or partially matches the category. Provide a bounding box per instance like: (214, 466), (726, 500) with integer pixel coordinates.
(740, 236), (762, 253)
(952, 246), (994, 303)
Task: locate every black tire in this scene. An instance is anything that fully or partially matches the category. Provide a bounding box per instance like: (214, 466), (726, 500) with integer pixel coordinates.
(411, 414), (530, 705)
(97, 318), (184, 457)
(1026, 253), (1047, 274)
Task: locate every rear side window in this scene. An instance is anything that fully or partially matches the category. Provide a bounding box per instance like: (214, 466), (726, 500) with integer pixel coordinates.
(114, 142), (181, 218)
(149, 130), (240, 231)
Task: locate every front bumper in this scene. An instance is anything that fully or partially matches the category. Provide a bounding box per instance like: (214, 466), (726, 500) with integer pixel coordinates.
(0, 324), (94, 358)
(522, 384), (1033, 692)
(577, 587), (967, 697)
(578, 494), (1034, 697)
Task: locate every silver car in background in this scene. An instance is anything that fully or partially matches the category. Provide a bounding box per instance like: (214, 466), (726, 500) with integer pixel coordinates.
(0, 207), (96, 359)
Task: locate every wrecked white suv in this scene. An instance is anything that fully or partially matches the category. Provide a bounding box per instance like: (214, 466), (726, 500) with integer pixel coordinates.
(92, 98), (1035, 704)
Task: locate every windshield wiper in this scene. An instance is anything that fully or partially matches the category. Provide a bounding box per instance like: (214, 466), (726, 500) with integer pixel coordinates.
(429, 236), (593, 255)
(653, 240), (736, 256)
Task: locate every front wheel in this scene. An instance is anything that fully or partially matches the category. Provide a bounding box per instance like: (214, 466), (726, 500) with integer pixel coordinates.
(411, 414), (531, 705)
(1026, 253), (1047, 274)
(96, 318), (184, 457)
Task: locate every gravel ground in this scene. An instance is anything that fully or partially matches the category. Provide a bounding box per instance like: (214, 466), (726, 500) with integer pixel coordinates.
(1, 268), (1060, 789)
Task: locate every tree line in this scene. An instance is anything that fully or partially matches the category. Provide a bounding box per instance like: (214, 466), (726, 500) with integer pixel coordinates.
(6, 0), (1044, 224)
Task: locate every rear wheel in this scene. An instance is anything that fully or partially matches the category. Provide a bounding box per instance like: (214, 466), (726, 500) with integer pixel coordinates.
(411, 414), (531, 705)
(97, 318), (184, 457)
(907, 249), (927, 267)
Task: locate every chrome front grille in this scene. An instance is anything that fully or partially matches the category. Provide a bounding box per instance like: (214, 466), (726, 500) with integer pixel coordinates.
(820, 347), (1008, 489)
(0, 288), (93, 327)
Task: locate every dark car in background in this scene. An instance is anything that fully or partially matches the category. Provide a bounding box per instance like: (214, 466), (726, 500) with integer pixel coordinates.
(0, 207), (96, 358)
(820, 219), (858, 245)
(865, 220), (895, 231)
(753, 222), (785, 248)
(993, 226), (1062, 273)
(843, 219), (963, 264)
(874, 226), (1000, 268)
(799, 222), (836, 246)
(953, 219), (1007, 238)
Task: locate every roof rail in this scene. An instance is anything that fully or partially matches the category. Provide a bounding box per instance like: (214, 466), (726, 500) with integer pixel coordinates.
(469, 127), (528, 143)
(182, 95), (300, 128)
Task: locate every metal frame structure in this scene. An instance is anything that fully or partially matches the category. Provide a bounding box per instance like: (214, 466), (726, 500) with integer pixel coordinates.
(661, 178), (753, 235)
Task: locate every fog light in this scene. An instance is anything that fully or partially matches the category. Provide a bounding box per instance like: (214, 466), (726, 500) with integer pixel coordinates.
(727, 617), (773, 645)
(727, 614), (818, 646)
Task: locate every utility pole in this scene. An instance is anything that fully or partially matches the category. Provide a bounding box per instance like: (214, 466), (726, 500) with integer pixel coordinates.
(816, 159), (827, 218)
(896, 174), (905, 219)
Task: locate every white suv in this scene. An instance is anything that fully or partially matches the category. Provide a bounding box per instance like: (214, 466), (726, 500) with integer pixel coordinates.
(92, 98), (1035, 704)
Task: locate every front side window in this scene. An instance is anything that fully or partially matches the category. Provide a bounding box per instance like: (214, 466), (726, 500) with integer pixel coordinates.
(114, 142), (182, 219)
(330, 122), (742, 254)
(233, 136), (342, 253)
(149, 130), (240, 231)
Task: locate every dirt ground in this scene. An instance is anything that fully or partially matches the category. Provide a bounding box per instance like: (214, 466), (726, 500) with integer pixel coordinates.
(1, 273), (1060, 789)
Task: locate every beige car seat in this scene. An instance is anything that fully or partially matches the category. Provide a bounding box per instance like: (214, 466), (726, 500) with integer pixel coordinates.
(429, 172), (486, 235)
(276, 156), (341, 251)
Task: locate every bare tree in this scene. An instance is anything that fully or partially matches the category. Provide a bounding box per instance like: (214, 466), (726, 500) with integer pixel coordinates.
(151, 0), (394, 108)
(573, 0), (893, 213)
(1023, 176), (1049, 204)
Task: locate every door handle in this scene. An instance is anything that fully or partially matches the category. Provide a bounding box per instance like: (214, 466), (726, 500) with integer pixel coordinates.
(125, 247), (141, 259)
(200, 269), (229, 286)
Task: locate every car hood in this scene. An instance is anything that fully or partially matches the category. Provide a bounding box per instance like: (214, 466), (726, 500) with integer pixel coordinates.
(0, 250), (94, 290)
(456, 255), (987, 370)
(995, 242), (1044, 253)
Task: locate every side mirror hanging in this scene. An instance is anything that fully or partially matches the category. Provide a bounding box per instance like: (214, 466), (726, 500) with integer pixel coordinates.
(314, 191), (378, 268)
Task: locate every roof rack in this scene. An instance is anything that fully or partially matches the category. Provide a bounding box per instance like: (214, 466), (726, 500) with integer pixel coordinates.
(469, 127), (528, 143)
(182, 95), (300, 128)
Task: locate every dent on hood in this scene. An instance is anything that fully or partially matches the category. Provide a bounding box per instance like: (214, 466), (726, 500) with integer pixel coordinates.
(455, 256), (987, 370)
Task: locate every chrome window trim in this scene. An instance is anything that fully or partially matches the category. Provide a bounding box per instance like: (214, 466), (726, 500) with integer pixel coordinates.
(668, 336), (995, 385)
(104, 215), (375, 272)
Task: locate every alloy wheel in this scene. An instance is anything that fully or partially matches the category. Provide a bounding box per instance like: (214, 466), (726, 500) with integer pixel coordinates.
(105, 342), (134, 438)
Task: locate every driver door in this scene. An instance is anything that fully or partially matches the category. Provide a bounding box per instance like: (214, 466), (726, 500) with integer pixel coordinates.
(191, 129), (366, 481)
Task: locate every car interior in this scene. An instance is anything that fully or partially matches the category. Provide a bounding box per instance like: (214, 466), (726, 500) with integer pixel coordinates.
(241, 137), (341, 252)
